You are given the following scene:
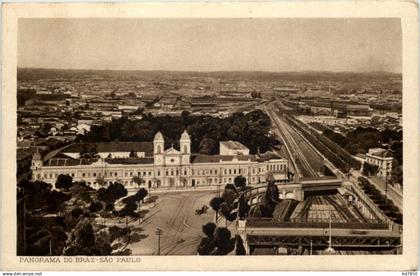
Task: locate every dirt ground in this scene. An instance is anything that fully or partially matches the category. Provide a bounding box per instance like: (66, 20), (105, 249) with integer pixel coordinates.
(127, 190), (217, 255)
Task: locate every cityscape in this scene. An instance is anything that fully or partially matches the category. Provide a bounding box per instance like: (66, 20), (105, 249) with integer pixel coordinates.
(16, 18), (403, 256)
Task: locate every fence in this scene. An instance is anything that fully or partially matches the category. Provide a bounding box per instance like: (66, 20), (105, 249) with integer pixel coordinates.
(246, 218), (389, 230)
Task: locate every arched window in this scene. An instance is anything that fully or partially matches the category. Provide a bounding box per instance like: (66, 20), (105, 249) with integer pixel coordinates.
(157, 145), (161, 154)
(183, 145), (188, 154)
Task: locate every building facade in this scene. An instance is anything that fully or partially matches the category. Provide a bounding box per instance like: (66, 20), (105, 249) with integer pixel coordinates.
(31, 130), (288, 190)
(365, 148), (393, 178)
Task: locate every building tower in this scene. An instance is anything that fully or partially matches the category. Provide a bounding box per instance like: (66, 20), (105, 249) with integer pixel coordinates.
(180, 130), (191, 164)
(30, 148), (43, 178)
(154, 131), (165, 165)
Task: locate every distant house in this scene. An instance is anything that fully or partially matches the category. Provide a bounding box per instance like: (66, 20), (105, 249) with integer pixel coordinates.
(61, 142), (153, 159)
(365, 148), (393, 178)
(101, 110), (123, 118)
(159, 97), (178, 110)
(50, 127), (58, 136)
(77, 123), (91, 134)
(220, 141), (250, 155)
(117, 105), (138, 112)
(36, 91), (53, 95)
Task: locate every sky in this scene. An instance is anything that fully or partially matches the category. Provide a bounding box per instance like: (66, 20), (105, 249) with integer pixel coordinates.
(18, 18), (402, 73)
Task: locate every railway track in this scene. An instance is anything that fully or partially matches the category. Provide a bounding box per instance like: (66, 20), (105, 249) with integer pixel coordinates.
(265, 105), (319, 178)
(324, 195), (358, 223)
(273, 199), (296, 222)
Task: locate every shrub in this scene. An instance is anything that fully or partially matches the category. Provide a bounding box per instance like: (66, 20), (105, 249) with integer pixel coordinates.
(234, 175), (247, 190)
(89, 201), (103, 213)
(209, 197), (225, 212)
(56, 174), (73, 190)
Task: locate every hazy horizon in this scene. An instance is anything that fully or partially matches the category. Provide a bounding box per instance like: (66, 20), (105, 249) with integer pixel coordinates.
(18, 18), (402, 73)
(17, 67), (401, 75)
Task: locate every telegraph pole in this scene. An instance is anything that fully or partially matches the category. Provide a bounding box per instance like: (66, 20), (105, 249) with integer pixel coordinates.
(385, 173), (389, 206)
(310, 239), (313, 255)
(155, 228), (163, 255)
(49, 238), (53, 256)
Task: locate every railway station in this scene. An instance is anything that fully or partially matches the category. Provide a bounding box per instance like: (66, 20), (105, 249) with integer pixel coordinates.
(234, 178), (401, 255)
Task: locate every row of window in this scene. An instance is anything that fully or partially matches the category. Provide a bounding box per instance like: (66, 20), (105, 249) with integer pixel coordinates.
(267, 164), (286, 171)
(38, 163), (287, 181)
(40, 172), (75, 179)
(124, 171), (153, 177)
(367, 158), (391, 169)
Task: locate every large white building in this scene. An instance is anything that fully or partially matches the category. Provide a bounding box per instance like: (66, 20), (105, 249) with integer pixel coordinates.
(31, 130), (288, 189)
(365, 148), (393, 178)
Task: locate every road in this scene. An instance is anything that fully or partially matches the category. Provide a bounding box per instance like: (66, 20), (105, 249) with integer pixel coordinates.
(351, 171), (402, 212)
(264, 102), (325, 178)
(127, 191), (216, 255)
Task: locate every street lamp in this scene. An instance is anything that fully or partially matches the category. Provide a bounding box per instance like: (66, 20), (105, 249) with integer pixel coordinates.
(324, 210), (336, 255)
(384, 171), (389, 206)
(155, 228), (163, 255)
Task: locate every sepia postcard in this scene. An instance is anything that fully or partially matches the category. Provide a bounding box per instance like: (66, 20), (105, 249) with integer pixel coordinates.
(1, 1), (419, 271)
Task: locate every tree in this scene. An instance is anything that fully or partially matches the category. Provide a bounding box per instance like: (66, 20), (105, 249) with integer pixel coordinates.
(89, 201), (103, 213)
(108, 225), (131, 243)
(199, 137), (216, 154)
(181, 111), (190, 125)
(202, 222), (216, 238)
(197, 222), (216, 255)
(119, 202), (138, 217)
(70, 208), (84, 219)
(63, 219), (96, 255)
(224, 184), (237, 193)
(391, 160), (403, 186)
(238, 194), (250, 219)
(104, 202), (114, 212)
(134, 188), (148, 202)
(84, 109), (279, 156)
(362, 162), (379, 177)
(56, 174), (73, 190)
(70, 182), (94, 204)
(234, 175), (247, 190)
(97, 182), (127, 205)
(132, 176), (145, 187)
(20, 180), (71, 214)
(219, 202), (236, 221)
(209, 197), (225, 213)
(96, 176), (105, 187)
(211, 227), (235, 255)
(121, 195), (137, 205)
(221, 189), (237, 206)
(262, 181), (280, 217)
(64, 219), (111, 255)
(25, 226), (67, 256)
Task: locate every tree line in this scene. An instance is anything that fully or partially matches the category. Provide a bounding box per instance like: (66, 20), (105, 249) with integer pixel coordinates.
(17, 175), (148, 256)
(79, 110), (280, 155)
(323, 127), (402, 164)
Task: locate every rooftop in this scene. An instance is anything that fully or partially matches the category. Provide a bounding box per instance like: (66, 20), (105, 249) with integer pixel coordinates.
(367, 148), (393, 158)
(190, 152), (283, 163)
(220, 140), (248, 151)
(63, 142), (154, 156)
